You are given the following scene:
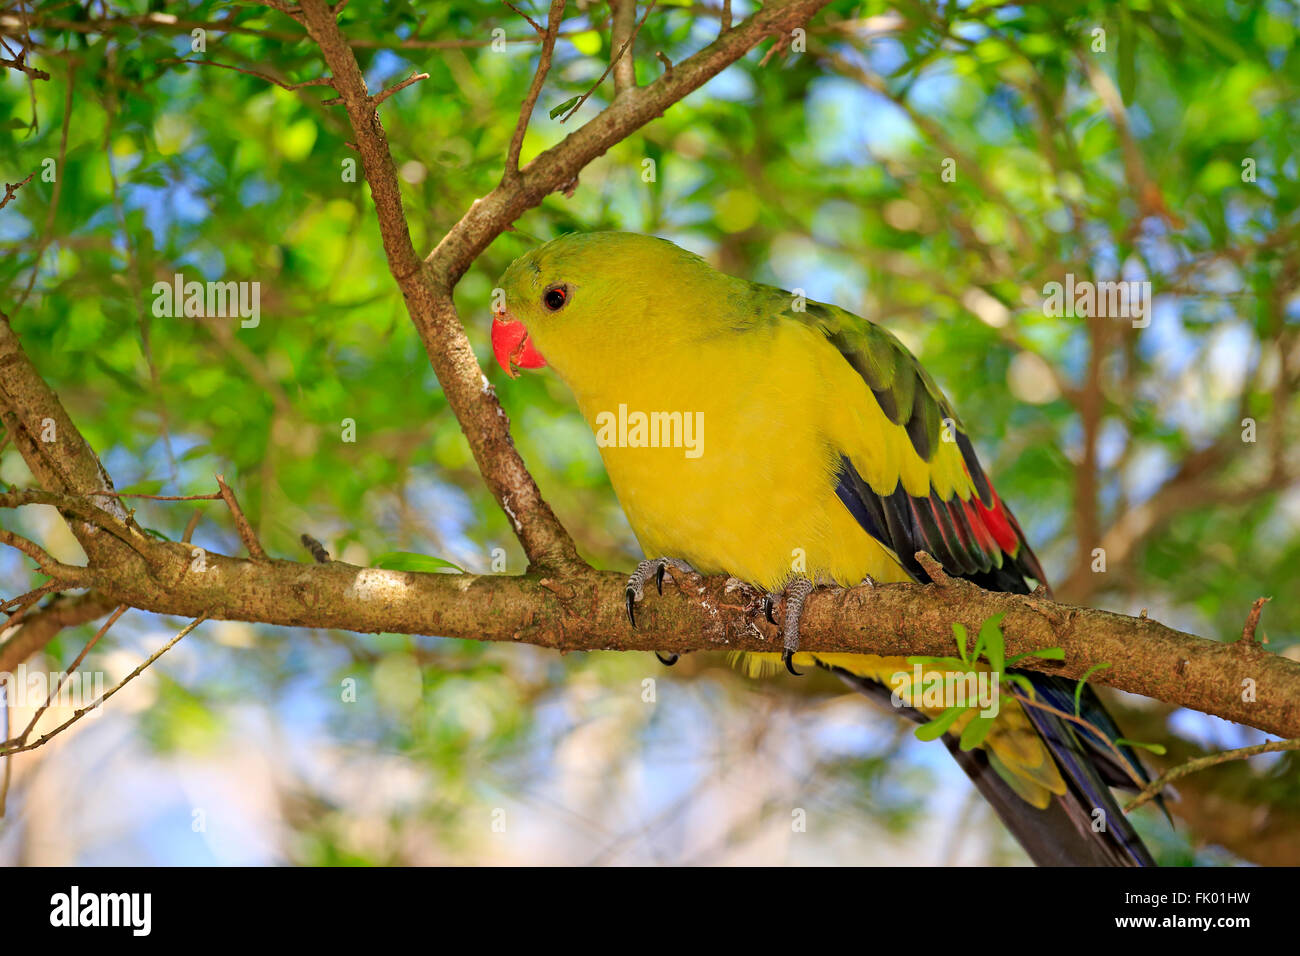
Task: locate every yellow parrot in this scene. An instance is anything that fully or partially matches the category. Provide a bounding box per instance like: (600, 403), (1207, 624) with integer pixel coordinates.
(491, 231), (1155, 866)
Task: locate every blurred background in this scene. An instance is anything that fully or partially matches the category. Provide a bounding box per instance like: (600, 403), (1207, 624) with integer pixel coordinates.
(1, 0), (1298, 865)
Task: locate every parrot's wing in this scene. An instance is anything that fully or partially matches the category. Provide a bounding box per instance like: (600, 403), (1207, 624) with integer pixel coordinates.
(804, 300), (1048, 592)
(796, 299), (1159, 865)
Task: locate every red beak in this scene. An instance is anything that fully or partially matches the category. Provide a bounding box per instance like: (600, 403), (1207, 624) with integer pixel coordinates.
(491, 311), (547, 378)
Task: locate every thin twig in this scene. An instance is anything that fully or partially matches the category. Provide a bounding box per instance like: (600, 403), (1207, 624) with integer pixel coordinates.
(1241, 596), (1270, 644)
(215, 474), (269, 562)
(0, 529), (61, 573)
(502, 0), (545, 35)
(85, 490), (222, 501)
(1, 581), (56, 615)
(1126, 737), (1300, 812)
(559, 0), (655, 122)
(1013, 690), (1146, 790)
(13, 61), (73, 314)
(0, 489), (153, 564)
(3, 8), (613, 49)
(14, 604), (127, 747)
(161, 57), (334, 92)
(182, 509), (203, 544)
(0, 172), (34, 210)
(504, 0), (566, 179)
(0, 614), (209, 757)
(370, 70), (429, 106)
(0, 54), (48, 80)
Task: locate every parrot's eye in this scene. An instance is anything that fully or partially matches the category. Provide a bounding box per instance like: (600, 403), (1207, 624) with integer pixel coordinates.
(542, 284), (569, 312)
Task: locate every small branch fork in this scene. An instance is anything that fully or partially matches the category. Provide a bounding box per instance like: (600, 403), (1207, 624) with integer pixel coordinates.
(0, 172), (35, 210)
(0, 52), (49, 81)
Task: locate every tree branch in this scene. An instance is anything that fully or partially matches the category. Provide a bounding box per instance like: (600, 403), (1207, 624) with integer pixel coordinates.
(557, 0), (654, 122)
(0, 9), (604, 50)
(1126, 736), (1300, 813)
(504, 0), (566, 180)
(0, 172), (34, 210)
(609, 0), (639, 95)
(426, 0), (826, 285)
(0, 592), (120, 676)
(8, 529), (1290, 740)
(0, 312), (137, 564)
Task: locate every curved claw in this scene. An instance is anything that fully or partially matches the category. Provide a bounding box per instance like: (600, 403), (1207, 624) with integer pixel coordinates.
(655, 651), (679, 666)
(655, 562), (666, 595)
(782, 648), (803, 677)
(626, 587), (638, 629)
(763, 594), (778, 626)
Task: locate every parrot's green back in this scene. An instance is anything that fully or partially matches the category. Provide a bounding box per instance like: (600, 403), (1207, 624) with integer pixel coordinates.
(495, 232), (1155, 866)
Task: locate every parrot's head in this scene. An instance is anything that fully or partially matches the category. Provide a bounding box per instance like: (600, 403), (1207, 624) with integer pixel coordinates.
(491, 231), (726, 380)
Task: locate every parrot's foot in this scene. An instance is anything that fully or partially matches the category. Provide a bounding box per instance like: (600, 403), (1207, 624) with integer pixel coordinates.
(767, 576), (816, 676)
(625, 558), (697, 667)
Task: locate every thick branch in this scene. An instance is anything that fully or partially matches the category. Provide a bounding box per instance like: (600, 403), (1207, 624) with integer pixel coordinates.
(0, 313), (136, 563)
(36, 540), (1300, 741)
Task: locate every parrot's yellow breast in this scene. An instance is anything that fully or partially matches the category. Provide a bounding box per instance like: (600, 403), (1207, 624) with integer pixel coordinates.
(565, 320), (908, 592)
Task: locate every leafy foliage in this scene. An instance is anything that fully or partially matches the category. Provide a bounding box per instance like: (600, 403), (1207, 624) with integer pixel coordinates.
(1, 0), (1297, 864)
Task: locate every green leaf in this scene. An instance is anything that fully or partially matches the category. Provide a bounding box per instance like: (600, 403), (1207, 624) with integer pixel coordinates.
(1074, 662), (1112, 716)
(1115, 738), (1167, 756)
(1006, 646), (1066, 665)
(92, 355), (146, 396)
(951, 621), (970, 663)
(906, 655), (966, 670)
(1005, 674), (1036, 696)
(371, 552), (465, 573)
(978, 612), (1007, 674)
(959, 714), (995, 751)
(914, 704), (970, 741)
(548, 96), (581, 120)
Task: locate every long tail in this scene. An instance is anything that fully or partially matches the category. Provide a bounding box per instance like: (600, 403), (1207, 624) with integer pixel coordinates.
(829, 668), (1155, 866)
